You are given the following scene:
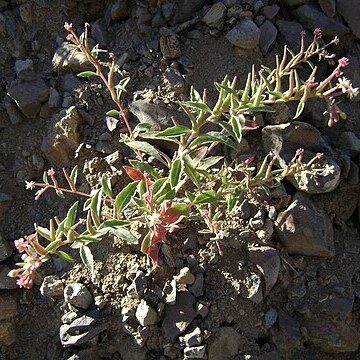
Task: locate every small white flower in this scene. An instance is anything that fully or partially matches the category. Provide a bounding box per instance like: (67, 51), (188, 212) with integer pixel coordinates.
(25, 181), (36, 190)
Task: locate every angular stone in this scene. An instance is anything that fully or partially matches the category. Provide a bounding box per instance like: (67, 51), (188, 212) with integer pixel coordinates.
(40, 275), (64, 298)
(319, 0), (336, 17)
(0, 264), (17, 289)
(135, 299), (159, 326)
(0, 320), (16, 345)
(67, 315), (96, 335)
(160, 30), (181, 59)
(8, 79), (49, 118)
(41, 106), (83, 167)
(337, 0), (360, 39)
(60, 323), (107, 348)
(294, 4), (349, 37)
(179, 327), (203, 347)
(278, 310), (301, 343)
(203, 2), (227, 30)
(4, 98), (23, 125)
(281, 0), (310, 9)
(261, 5), (280, 19)
(208, 327), (241, 360)
(174, 267), (195, 285)
(173, 0), (208, 23)
(276, 20), (306, 50)
(184, 345), (206, 358)
(249, 246), (279, 295)
(52, 42), (92, 74)
(259, 20), (277, 54)
(162, 289), (196, 339)
(306, 318), (360, 353)
(105, 0), (129, 25)
(338, 131), (360, 157)
(275, 194), (335, 257)
(0, 236), (12, 262)
(226, 20), (261, 49)
(64, 283), (93, 309)
(262, 122), (340, 193)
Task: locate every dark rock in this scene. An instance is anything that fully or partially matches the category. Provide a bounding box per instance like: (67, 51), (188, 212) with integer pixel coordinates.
(208, 327), (241, 360)
(262, 122), (340, 193)
(264, 307), (278, 329)
(265, 103), (291, 125)
(261, 5), (280, 19)
(189, 273), (204, 297)
(160, 30), (181, 59)
(162, 289), (196, 339)
(0, 264), (17, 289)
(60, 322), (107, 348)
(259, 20), (277, 55)
(305, 318), (360, 353)
(249, 246), (280, 295)
(48, 87), (62, 109)
(8, 79), (49, 118)
(59, 73), (81, 92)
(4, 98), (23, 125)
(0, 237), (12, 262)
(338, 131), (360, 157)
(91, 18), (108, 48)
(277, 310), (301, 344)
(276, 20), (306, 50)
(319, 0), (336, 17)
(127, 270), (147, 299)
(226, 20), (261, 49)
(173, 0), (208, 23)
(14, 58), (33, 77)
(67, 315), (96, 335)
(281, 0), (310, 9)
(317, 290), (354, 320)
(293, 4), (349, 37)
(275, 194), (335, 257)
(0, 319), (16, 345)
(105, 0), (129, 26)
(337, 0), (360, 39)
(41, 107), (83, 167)
(64, 282), (93, 309)
(202, 2), (227, 30)
(0, 293), (17, 322)
(164, 68), (185, 92)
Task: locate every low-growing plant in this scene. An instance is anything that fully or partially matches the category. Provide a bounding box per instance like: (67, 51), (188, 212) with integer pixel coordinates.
(9, 24), (358, 289)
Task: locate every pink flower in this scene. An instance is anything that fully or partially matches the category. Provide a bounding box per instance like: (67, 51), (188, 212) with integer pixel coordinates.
(14, 238), (29, 253)
(109, 52), (116, 61)
(16, 273), (35, 289)
(64, 22), (73, 32)
(313, 28), (322, 39)
(66, 34), (76, 43)
(47, 168), (55, 178)
(338, 57), (349, 68)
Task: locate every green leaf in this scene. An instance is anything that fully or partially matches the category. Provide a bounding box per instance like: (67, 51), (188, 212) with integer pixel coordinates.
(269, 91), (284, 99)
(65, 201), (79, 230)
(198, 156), (223, 170)
(77, 71), (98, 78)
(170, 159), (183, 189)
(115, 76), (130, 91)
(70, 165), (78, 186)
(190, 86), (202, 102)
(182, 155), (200, 187)
(45, 239), (62, 253)
(91, 44), (108, 54)
(189, 132), (237, 150)
(129, 160), (160, 179)
(230, 114), (245, 143)
(36, 226), (52, 241)
(83, 197), (91, 211)
(43, 172), (48, 184)
(107, 225), (138, 244)
(80, 245), (94, 272)
(167, 203), (189, 216)
(101, 174), (112, 197)
(100, 219), (130, 228)
(90, 189), (103, 220)
(186, 191), (195, 202)
(133, 122), (152, 134)
(56, 251), (75, 263)
(194, 190), (218, 204)
(114, 181), (138, 214)
(106, 109), (120, 117)
(155, 125), (191, 138)
(294, 102), (305, 119)
(126, 141), (164, 163)
(185, 101), (212, 114)
(152, 178), (167, 195)
(155, 187), (175, 204)
(141, 233), (151, 253)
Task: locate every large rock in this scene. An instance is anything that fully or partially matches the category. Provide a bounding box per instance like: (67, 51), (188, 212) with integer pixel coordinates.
(0, 264), (17, 289)
(0, 193), (13, 222)
(226, 20), (261, 49)
(276, 20), (306, 50)
(208, 327), (241, 360)
(64, 282), (93, 309)
(8, 79), (49, 118)
(293, 4), (349, 37)
(135, 299), (159, 326)
(281, 0), (310, 9)
(319, 0), (336, 17)
(173, 0), (208, 23)
(259, 20), (277, 55)
(275, 194), (335, 257)
(162, 289), (196, 340)
(337, 0), (360, 40)
(306, 318), (360, 353)
(202, 2), (227, 30)
(262, 122), (340, 194)
(41, 106), (83, 167)
(0, 236), (12, 262)
(52, 42), (92, 74)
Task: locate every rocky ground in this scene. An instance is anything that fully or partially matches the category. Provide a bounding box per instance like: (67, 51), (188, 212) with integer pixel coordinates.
(0, 0), (360, 359)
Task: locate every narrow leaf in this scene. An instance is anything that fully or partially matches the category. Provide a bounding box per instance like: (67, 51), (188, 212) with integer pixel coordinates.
(77, 71), (97, 78)
(106, 109), (120, 117)
(170, 159), (183, 189)
(185, 101), (212, 114)
(126, 141), (164, 163)
(114, 181), (138, 213)
(194, 190), (218, 204)
(101, 174), (112, 197)
(57, 251), (75, 262)
(80, 246), (94, 272)
(70, 165), (78, 187)
(65, 201), (79, 230)
(294, 102), (305, 119)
